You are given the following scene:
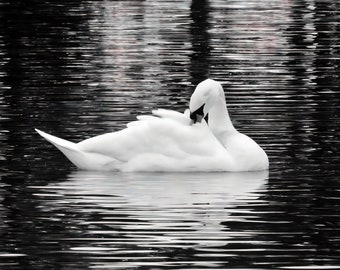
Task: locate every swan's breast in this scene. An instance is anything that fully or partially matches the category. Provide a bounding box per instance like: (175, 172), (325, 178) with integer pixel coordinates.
(222, 133), (269, 171)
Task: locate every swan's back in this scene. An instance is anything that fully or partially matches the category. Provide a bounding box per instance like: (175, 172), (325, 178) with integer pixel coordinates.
(76, 109), (230, 171)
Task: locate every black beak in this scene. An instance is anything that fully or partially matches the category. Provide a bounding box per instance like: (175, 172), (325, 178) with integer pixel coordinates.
(190, 104), (205, 124)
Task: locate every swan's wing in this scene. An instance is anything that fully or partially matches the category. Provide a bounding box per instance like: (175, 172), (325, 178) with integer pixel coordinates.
(151, 109), (191, 125)
(126, 109), (190, 129)
(77, 110), (225, 164)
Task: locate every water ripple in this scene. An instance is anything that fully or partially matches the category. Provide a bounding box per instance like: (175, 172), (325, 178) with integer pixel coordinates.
(0, 0), (340, 269)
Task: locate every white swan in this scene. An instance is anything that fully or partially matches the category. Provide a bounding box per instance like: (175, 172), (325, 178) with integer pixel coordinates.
(35, 79), (269, 172)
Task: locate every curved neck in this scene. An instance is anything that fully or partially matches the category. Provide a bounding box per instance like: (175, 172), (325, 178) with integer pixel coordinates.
(208, 97), (236, 136)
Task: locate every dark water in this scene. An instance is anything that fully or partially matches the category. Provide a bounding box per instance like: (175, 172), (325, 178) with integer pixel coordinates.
(1, 0), (340, 269)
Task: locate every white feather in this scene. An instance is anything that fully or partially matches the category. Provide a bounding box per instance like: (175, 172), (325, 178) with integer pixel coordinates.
(35, 79), (269, 172)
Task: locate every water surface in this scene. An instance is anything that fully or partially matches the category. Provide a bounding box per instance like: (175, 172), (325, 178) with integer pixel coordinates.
(1, 0), (340, 269)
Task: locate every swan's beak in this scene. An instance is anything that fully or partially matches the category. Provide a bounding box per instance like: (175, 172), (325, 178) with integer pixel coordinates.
(190, 104), (205, 124)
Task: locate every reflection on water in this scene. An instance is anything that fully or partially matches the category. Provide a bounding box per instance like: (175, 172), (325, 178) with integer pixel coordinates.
(0, 0), (340, 269)
(26, 171), (267, 269)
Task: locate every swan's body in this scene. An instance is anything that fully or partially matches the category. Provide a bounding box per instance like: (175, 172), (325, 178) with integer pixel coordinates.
(36, 79), (269, 172)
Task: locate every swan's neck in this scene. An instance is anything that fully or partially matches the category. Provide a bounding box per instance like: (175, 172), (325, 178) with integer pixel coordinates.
(208, 98), (236, 136)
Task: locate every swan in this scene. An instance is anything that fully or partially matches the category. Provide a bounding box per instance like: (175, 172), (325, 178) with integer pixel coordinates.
(35, 79), (269, 172)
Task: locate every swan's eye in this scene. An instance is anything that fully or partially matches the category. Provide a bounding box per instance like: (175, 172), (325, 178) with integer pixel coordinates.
(190, 104), (205, 124)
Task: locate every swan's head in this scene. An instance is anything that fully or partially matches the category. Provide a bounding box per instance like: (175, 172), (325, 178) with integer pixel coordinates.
(189, 79), (225, 123)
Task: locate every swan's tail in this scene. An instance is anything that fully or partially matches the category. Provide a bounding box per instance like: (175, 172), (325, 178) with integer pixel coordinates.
(35, 128), (85, 168)
(35, 129), (120, 170)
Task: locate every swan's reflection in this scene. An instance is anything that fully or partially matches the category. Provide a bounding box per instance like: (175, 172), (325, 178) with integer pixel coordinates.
(65, 170), (268, 203)
(37, 171), (268, 249)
